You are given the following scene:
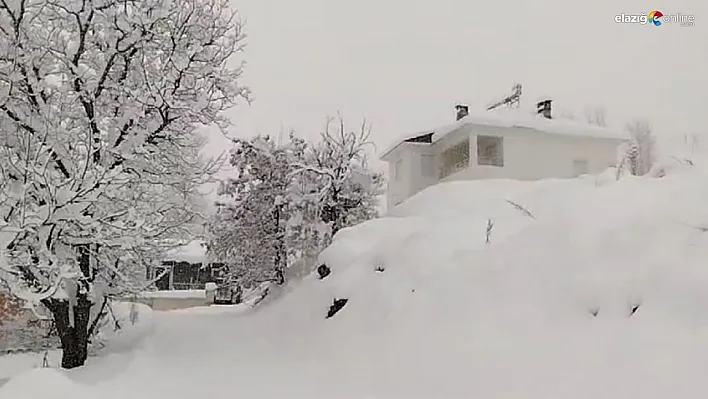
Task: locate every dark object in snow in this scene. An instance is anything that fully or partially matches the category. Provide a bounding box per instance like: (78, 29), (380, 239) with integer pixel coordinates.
(375, 266), (385, 273)
(214, 283), (242, 305)
(589, 307), (599, 317)
(326, 298), (348, 318)
(629, 303), (640, 317)
(317, 264), (331, 280)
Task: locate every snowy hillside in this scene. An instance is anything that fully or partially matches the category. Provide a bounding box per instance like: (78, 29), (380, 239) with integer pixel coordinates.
(5, 162), (708, 398)
(234, 161), (708, 397)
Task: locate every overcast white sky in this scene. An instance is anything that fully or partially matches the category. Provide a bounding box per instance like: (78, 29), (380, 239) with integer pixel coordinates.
(203, 0), (707, 168)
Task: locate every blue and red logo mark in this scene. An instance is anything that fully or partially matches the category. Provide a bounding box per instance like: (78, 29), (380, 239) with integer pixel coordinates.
(648, 10), (664, 26)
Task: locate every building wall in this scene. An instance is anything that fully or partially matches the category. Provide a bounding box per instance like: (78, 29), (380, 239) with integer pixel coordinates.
(442, 127), (622, 182)
(0, 294), (23, 323)
(0, 294), (58, 353)
(385, 143), (437, 209)
(130, 296), (213, 311)
(386, 124), (624, 207)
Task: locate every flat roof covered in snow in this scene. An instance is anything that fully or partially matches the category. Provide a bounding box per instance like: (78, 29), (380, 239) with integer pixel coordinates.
(380, 108), (628, 160)
(164, 240), (206, 264)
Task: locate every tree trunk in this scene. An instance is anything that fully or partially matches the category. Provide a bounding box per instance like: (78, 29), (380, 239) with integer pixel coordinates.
(42, 296), (93, 369)
(272, 203), (286, 285)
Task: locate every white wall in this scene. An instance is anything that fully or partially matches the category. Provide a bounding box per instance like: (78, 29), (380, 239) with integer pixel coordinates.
(442, 126), (622, 182)
(386, 143), (439, 209)
(385, 124), (624, 208)
(385, 145), (413, 209)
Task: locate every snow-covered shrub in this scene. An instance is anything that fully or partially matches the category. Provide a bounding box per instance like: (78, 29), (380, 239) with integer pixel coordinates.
(207, 118), (384, 290)
(624, 119), (656, 176)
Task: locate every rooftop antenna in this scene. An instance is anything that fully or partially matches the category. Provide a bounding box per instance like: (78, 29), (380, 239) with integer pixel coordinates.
(277, 121), (284, 146)
(486, 83), (522, 111)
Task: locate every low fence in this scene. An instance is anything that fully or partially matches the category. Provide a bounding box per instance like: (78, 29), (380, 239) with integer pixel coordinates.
(123, 285), (217, 311)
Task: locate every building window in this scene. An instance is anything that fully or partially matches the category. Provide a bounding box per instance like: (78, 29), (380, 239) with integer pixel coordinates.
(477, 136), (504, 167)
(440, 139), (470, 178)
(421, 154), (436, 178)
(394, 159), (403, 181)
(572, 159), (589, 177)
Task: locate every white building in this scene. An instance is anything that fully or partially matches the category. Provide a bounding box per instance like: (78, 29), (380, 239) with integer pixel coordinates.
(380, 102), (627, 209)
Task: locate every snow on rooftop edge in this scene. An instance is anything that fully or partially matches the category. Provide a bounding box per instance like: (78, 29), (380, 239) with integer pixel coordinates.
(164, 240), (206, 264)
(379, 108), (627, 159)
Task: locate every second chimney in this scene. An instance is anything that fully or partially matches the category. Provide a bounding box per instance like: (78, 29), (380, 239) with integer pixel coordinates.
(455, 104), (469, 121)
(537, 100), (552, 119)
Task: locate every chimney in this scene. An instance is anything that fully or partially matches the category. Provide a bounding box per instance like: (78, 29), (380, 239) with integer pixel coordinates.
(537, 99), (552, 119)
(455, 104), (469, 121)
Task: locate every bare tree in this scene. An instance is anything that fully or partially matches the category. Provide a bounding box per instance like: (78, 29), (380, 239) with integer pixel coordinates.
(0, 0), (248, 368)
(625, 119), (655, 176)
(291, 115), (385, 239)
(485, 219), (494, 244)
(584, 106), (607, 127)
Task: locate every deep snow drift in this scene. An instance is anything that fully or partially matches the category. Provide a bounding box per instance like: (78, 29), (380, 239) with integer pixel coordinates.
(5, 161), (708, 398)
(0, 302), (152, 388)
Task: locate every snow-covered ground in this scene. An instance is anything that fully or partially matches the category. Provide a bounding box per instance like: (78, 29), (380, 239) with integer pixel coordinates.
(0, 302), (153, 388)
(5, 160), (708, 398)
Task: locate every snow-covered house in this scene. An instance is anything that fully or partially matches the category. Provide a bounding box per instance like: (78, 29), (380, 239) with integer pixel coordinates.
(380, 102), (627, 208)
(147, 241), (226, 291)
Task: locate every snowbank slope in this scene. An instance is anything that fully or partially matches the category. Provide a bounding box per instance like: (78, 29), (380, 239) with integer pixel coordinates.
(248, 163), (708, 397)
(6, 164), (708, 398)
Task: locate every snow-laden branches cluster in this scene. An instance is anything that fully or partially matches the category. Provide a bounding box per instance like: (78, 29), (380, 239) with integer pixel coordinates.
(207, 116), (384, 288)
(624, 119), (655, 176)
(0, 0), (248, 368)
(208, 135), (292, 286)
(293, 116), (384, 235)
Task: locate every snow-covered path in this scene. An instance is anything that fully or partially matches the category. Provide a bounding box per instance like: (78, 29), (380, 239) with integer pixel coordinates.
(72, 305), (352, 399)
(128, 307), (372, 398)
(4, 301), (421, 399)
(1, 305), (332, 399)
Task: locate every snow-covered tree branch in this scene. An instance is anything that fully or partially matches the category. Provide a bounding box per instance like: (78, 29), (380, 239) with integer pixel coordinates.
(624, 119), (655, 176)
(292, 115), (384, 237)
(207, 115), (384, 289)
(0, 0), (248, 368)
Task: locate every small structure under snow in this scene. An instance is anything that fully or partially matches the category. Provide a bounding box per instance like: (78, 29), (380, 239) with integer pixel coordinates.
(147, 241), (228, 291)
(163, 240), (206, 264)
(380, 101), (627, 208)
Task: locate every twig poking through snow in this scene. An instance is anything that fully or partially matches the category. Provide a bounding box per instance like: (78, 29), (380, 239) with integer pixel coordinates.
(679, 222), (708, 233)
(485, 219), (494, 244)
(505, 200), (535, 219)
